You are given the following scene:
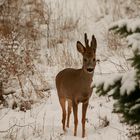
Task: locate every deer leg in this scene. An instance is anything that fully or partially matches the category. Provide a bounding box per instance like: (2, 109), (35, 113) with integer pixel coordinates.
(72, 102), (78, 136)
(59, 98), (66, 131)
(82, 101), (88, 138)
(67, 100), (72, 128)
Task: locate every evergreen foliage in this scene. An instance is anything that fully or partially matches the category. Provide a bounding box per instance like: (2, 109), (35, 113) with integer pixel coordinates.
(95, 19), (140, 138)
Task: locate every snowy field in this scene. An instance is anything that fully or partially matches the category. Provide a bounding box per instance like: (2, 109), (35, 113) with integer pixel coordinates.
(1, 0), (137, 139)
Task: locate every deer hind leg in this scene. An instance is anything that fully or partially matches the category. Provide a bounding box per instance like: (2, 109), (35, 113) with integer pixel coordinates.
(72, 101), (78, 136)
(59, 98), (66, 131)
(82, 101), (89, 138)
(66, 100), (72, 128)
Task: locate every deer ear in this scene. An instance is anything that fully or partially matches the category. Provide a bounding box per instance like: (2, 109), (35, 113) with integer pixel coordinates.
(77, 41), (85, 54)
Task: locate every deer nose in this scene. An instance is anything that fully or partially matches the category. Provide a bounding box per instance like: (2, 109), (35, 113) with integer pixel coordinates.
(87, 68), (94, 73)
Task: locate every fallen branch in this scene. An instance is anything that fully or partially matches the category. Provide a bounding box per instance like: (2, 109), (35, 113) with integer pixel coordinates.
(0, 122), (34, 133)
(37, 88), (50, 92)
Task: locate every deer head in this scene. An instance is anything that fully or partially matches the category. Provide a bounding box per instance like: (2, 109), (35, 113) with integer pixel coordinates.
(77, 33), (97, 74)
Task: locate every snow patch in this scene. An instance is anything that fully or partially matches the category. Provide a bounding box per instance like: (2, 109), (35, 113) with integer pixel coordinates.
(110, 19), (140, 33)
(95, 74), (122, 91)
(127, 33), (140, 52)
(120, 70), (137, 96)
(129, 103), (140, 114)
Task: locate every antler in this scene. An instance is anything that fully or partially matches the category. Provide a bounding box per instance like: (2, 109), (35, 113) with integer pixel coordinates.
(84, 33), (89, 48)
(90, 35), (97, 51)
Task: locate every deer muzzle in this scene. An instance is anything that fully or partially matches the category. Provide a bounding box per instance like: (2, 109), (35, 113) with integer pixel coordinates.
(87, 68), (94, 73)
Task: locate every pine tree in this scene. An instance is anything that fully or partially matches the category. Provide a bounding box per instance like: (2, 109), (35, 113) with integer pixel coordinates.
(95, 19), (140, 138)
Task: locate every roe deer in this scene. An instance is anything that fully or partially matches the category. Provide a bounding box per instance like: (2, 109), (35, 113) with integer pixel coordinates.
(56, 33), (97, 137)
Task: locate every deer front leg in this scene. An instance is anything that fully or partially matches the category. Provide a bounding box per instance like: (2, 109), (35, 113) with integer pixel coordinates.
(67, 100), (72, 128)
(72, 102), (78, 136)
(82, 101), (89, 138)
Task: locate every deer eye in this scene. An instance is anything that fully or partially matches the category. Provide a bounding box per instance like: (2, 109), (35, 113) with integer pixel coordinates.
(84, 58), (88, 62)
(93, 58), (95, 62)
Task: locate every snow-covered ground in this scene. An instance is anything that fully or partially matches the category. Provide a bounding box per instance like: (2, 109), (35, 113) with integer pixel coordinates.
(0, 88), (128, 140)
(0, 61), (129, 140)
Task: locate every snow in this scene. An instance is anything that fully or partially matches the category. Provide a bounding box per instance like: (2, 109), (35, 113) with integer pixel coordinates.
(127, 33), (140, 52)
(109, 19), (140, 59)
(129, 103), (140, 115)
(94, 73), (122, 92)
(0, 89), (128, 140)
(120, 70), (137, 96)
(1, 0), (137, 139)
(94, 69), (137, 96)
(110, 19), (140, 33)
(103, 74), (121, 91)
(136, 98), (140, 103)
